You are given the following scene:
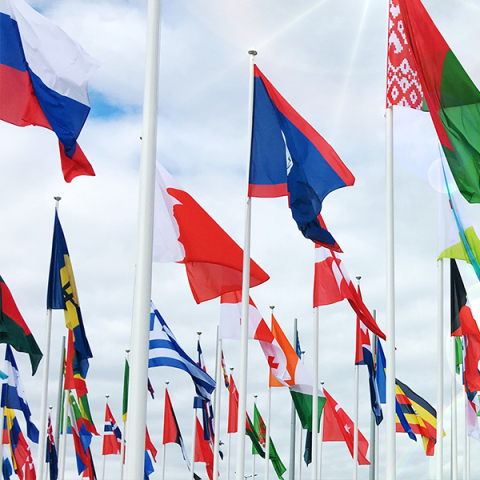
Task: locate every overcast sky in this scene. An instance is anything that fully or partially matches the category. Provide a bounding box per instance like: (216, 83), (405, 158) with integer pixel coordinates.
(3, 0), (480, 479)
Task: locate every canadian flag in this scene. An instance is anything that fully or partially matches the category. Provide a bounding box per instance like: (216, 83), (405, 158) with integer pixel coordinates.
(153, 163), (269, 303)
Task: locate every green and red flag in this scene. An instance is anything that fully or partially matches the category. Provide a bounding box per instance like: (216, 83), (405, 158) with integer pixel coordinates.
(0, 276), (42, 375)
(387, 0), (480, 203)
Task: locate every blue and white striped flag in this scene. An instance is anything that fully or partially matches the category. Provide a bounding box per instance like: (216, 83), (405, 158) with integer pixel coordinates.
(149, 302), (216, 401)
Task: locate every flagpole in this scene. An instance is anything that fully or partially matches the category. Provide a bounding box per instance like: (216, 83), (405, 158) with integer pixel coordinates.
(385, 105), (396, 480)
(312, 307), (319, 480)
(463, 398), (467, 480)
(102, 395), (109, 480)
(191, 332), (202, 480)
(289, 318), (298, 480)
(124, 0), (161, 476)
(436, 259), (444, 480)
(227, 367), (234, 480)
(57, 389), (69, 480)
(213, 332), (222, 480)
(264, 306), (274, 480)
(235, 48), (257, 480)
(252, 395), (257, 480)
(54, 335), (66, 447)
(36, 196), (61, 480)
(370, 330), (378, 480)
(318, 388), (325, 480)
(451, 338), (458, 480)
(120, 349), (129, 480)
(161, 382), (168, 480)
(353, 276), (361, 480)
(299, 350), (305, 480)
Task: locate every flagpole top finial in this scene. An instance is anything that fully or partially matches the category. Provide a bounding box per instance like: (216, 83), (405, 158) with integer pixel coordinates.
(356, 275), (361, 281)
(54, 195), (61, 202)
(248, 50), (257, 56)
(230, 367), (234, 372)
(126, 349), (130, 353)
(269, 306), (274, 311)
(106, 394), (109, 398)
(48, 405), (53, 410)
(165, 381), (169, 385)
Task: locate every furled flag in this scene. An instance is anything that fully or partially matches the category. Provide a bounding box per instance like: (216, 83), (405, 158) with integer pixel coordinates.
(47, 211), (92, 378)
(163, 389), (191, 470)
(249, 65), (355, 247)
(450, 259), (480, 392)
(3, 407), (36, 480)
(313, 245), (386, 339)
(194, 418), (214, 480)
(388, 0), (480, 203)
(438, 160), (480, 281)
(355, 291), (383, 425)
(68, 393), (92, 475)
(219, 291), (289, 384)
(102, 404), (121, 456)
(395, 378), (438, 455)
(149, 302), (216, 401)
(122, 358), (129, 422)
(153, 163), (269, 303)
(1, 345), (39, 443)
(0, 276), (42, 375)
(221, 350), (230, 390)
(253, 404), (286, 480)
(246, 412), (264, 458)
(227, 374), (239, 434)
(195, 340), (215, 443)
(45, 412), (57, 480)
(145, 426), (157, 480)
(0, 0), (98, 182)
(322, 389), (370, 465)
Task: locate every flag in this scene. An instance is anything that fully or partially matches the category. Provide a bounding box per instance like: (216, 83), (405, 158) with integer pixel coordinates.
(465, 390), (480, 440)
(322, 389), (370, 465)
(375, 338), (387, 404)
(47, 211), (92, 378)
(102, 404), (121, 456)
(3, 407), (36, 480)
(253, 404), (286, 480)
(0, 0), (97, 182)
(390, 0), (480, 203)
(395, 379), (438, 455)
(149, 302), (216, 401)
(194, 418), (214, 480)
(195, 340), (215, 443)
(355, 295), (383, 425)
(82, 447), (97, 480)
(1, 345), (39, 443)
(227, 374), (239, 434)
(438, 162), (480, 281)
(45, 412), (57, 480)
(0, 276), (42, 375)
(64, 329), (88, 398)
(3, 451), (13, 480)
(219, 291), (289, 384)
(163, 389), (190, 470)
(220, 350), (230, 389)
(313, 245), (386, 339)
(246, 412), (264, 458)
(122, 358), (129, 422)
(450, 259), (480, 392)
(68, 393), (91, 475)
(249, 65), (355, 246)
(153, 163), (269, 303)
(145, 426), (157, 462)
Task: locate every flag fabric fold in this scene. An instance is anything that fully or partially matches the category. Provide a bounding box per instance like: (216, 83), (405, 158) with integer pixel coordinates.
(102, 404), (121, 456)
(149, 302), (216, 401)
(0, 0), (98, 182)
(194, 418), (214, 480)
(249, 65), (355, 246)
(153, 163), (269, 303)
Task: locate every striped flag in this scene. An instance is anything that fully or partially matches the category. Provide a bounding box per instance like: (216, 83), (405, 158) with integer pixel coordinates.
(102, 404), (121, 456)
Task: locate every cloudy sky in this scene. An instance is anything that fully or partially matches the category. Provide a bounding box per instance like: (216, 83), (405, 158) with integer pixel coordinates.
(3, 0), (480, 478)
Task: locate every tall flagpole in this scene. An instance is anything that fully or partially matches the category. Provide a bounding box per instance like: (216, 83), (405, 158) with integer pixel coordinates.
(312, 307), (319, 480)
(318, 385), (325, 480)
(120, 349), (129, 480)
(36, 196), (61, 480)
(451, 338), (458, 480)
(235, 49), (257, 480)
(385, 105), (396, 480)
(54, 335), (66, 447)
(191, 403), (197, 480)
(227, 367), (234, 480)
(124, 0), (161, 477)
(289, 318), (298, 480)
(353, 276), (361, 480)
(436, 259), (444, 480)
(252, 395), (258, 480)
(370, 329), (378, 480)
(264, 306), (274, 480)
(161, 382), (169, 480)
(57, 390), (69, 480)
(213, 332), (222, 480)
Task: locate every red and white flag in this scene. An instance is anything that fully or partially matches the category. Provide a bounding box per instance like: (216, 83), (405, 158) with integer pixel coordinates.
(153, 164), (269, 303)
(102, 404), (121, 456)
(313, 245), (385, 340)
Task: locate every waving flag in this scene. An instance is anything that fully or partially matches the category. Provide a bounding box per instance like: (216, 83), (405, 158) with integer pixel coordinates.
(45, 412), (58, 480)
(227, 375), (239, 434)
(0, 276), (42, 375)
(163, 389), (190, 470)
(323, 389), (370, 465)
(149, 302), (215, 401)
(1, 345), (39, 443)
(194, 418), (214, 480)
(389, 0), (480, 203)
(314, 245), (386, 339)
(47, 211), (92, 378)
(249, 65), (354, 246)
(0, 0), (98, 182)
(153, 163), (269, 303)
(102, 404), (121, 456)
(68, 393), (92, 475)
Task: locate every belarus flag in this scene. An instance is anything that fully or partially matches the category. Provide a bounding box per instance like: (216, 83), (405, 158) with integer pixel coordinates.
(153, 164), (269, 304)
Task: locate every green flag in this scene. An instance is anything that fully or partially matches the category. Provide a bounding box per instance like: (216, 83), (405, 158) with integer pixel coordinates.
(122, 358), (129, 422)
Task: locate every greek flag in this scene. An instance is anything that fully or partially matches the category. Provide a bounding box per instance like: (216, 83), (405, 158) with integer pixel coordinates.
(149, 302), (215, 401)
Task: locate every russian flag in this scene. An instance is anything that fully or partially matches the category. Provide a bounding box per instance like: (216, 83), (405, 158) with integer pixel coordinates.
(249, 65), (355, 247)
(0, 0), (98, 182)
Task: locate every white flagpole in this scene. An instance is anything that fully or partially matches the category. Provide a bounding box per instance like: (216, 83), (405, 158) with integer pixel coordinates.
(318, 396), (325, 480)
(54, 336), (66, 447)
(227, 367), (234, 480)
(312, 307), (319, 480)
(252, 395), (258, 480)
(191, 405), (197, 480)
(451, 338), (458, 480)
(36, 196), (61, 480)
(353, 276), (361, 480)
(463, 397), (467, 480)
(370, 329), (378, 480)
(213, 334), (222, 480)
(161, 382), (169, 480)
(436, 259), (444, 480)
(235, 48), (257, 480)
(385, 105), (396, 480)
(102, 395), (109, 480)
(120, 349), (129, 480)
(57, 390), (69, 480)
(124, 0), (161, 477)
(289, 318), (298, 480)
(298, 423), (302, 480)
(466, 432), (470, 480)
(265, 385), (272, 480)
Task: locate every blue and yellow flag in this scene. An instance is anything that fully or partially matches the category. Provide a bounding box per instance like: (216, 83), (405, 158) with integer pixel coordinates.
(47, 211), (92, 378)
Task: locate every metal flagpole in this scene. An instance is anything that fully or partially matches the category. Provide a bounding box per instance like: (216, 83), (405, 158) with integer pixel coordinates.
(252, 395), (258, 480)
(264, 306), (274, 480)
(57, 390), (69, 480)
(437, 259), (444, 480)
(312, 307), (319, 480)
(318, 387), (325, 480)
(161, 382), (169, 480)
(213, 333), (222, 480)
(124, 0), (161, 476)
(370, 329), (378, 480)
(463, 398), (467, 480)
(227, 367), (234, 480)
(235, 49), (257, 480)
(385, 105), (396, 480)
(451, 338), (458, 480)
(102, 395), (109, 480)
(120, 349), (129, 480)
(54, 336), (66, 447)
(191, 404), (197, 480)
(289, 318), (298, 480)
(353, 276), (361, 480)
(36, 196), (61, 480)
